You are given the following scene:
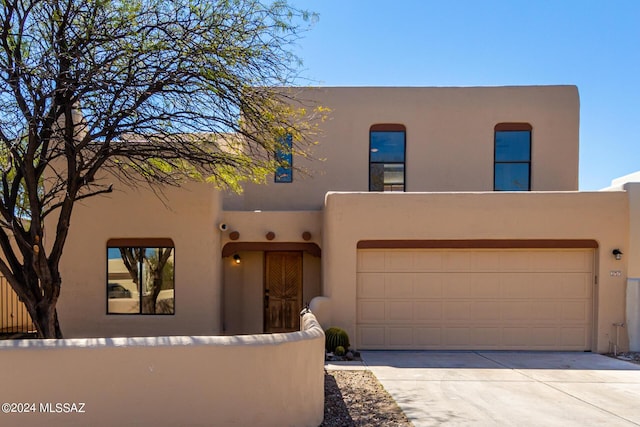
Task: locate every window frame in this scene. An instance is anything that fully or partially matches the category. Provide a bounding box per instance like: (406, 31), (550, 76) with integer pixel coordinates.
(274, 133), (293, 183)
(106, 238), (175, 316)
(493, 123), (532, 191)
(369, 124), (406, 192)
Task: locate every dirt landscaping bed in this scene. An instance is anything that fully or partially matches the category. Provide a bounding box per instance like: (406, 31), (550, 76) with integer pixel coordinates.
(320, 370), (412, 426)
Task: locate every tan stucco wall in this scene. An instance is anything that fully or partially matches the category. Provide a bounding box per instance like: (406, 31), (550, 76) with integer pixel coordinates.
(321, 191), (629, 353)
(225, 86), (580, 211)
(55, 181), (223, 338)
(223, 251), (264, 334)
(221, 210), (322, 246)
(0, 313), (324, 427)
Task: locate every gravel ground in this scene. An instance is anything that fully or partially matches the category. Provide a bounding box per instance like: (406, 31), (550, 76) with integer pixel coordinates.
(609, 351), (640, 365)
(320, 370), (412, 427)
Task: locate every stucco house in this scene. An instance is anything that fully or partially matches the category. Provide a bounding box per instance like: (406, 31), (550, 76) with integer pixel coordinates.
(47, 86), (640, 353)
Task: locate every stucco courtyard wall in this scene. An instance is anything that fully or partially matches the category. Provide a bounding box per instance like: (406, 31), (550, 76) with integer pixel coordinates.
(0, 313), (325, 427)
(54, 181), (223, 338)
(321, 191), (630, 353)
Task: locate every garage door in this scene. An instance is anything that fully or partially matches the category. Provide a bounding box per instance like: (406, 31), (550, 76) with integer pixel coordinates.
(356, 248), (594, 350)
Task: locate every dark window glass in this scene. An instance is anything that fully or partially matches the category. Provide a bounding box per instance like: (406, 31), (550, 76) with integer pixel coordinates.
(370, 131), (405, 162)
(107, 246), (174, 315)
(275, 134), (293, 183)
(495, 131), (531, 162)
(494, 163), (530, 191)
(494, 127), (531, 191)
(370, 127), (405, 191)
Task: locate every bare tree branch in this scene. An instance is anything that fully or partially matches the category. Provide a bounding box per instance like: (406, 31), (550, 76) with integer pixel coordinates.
(0, 0), (322, 337)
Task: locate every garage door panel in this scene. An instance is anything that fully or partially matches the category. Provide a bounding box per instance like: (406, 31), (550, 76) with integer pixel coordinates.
(358, 326), (385, 348)
(471, 301), (501, 320)
(499, 252), (532, 271)
(559, 273), (592, 298)
(357, 324), (590, 350)
(529, 328), (558, 346)
(357, 248), (594, 350)
(501, 274), (535, 298)
(534, 275), (562, 298)
(531, 301), (561, 320)
(445, 327), (471, 346)
(443, 275), (471, 297)
(501, 301), (532, 321)
(562, 301), (590, 321)
(471, 328), (501, 346)
(412, 252), (445, 271)
(386, 252), (414, 272)
(503, 328), (531, 346)
(357, 251), (386, 272)
(385, 273), (413, 298)
(358, 273), (385, 298)
(413, 273), (443, 297)
(444, 252), (472, 271)
(471, 252), (503, 271)
(444, 301), (472, 321)
(388, 327), (413, 347)
(561, 327), (589, 347)
(415, 301), (442, 321)
(415, 327), (442, 347)
(470, 275), (502, 298)
(387, 301), (413, 321)
(358, 301), (385, 323)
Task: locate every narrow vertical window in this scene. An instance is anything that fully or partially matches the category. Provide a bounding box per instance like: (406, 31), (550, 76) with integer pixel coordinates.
(107, 239), (175, 315)
(494, 123), (531, 191)
(275, 133), (293, 183)
(369, 124), (406, 191)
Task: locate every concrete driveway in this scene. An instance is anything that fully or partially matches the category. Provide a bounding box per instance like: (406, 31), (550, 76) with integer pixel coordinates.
(360, 351), (640, 426)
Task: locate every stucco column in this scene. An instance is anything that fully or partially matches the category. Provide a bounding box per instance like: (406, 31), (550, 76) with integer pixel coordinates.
(627, 279), (640, 351)
(624, 183), (640, 351)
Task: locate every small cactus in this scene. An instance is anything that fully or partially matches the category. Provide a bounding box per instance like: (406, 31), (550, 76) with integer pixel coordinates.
(325, 327), (350, 353)
(335, 346), (346, 356)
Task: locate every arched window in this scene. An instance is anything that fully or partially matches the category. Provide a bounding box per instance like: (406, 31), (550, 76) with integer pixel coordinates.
(369, 124), (406, 191)
(494, 123), (531, 191)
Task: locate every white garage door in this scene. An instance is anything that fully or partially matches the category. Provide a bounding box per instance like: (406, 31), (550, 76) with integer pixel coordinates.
(357, 248), (594, 350)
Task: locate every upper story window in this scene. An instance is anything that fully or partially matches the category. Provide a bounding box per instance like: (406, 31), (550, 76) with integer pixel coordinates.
(107, 238), (175, 315)
(275, 133), (293, 183)
(369, 124), (406, 191)
(494, 123), (532, 191)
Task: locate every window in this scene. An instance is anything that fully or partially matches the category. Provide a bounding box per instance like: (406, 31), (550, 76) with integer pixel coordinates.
(370, 124), (406, 191)
(275, 133), (293, 183)
(494, 123), (531, 191)
(107, 239), (175, 315)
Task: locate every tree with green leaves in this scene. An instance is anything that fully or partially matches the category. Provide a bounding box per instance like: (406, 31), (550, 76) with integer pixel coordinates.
(0, 0), (320, 338)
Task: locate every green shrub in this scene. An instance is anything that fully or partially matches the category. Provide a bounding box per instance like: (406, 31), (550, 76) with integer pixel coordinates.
(325, 327), (350, 352)
(334, 346), (346, 356)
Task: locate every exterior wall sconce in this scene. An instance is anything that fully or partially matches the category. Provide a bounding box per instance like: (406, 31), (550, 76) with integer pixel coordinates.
(612, 249), (623, 260)
(233, 254), (241, 264)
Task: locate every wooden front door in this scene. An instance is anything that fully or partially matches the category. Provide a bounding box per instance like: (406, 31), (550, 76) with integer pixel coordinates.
(264, 252), (303, 333)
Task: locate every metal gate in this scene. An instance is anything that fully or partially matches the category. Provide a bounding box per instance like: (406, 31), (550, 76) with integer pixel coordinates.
(0, 276), (36, 335)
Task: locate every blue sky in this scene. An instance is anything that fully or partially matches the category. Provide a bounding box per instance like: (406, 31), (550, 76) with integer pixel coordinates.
(290, 1), (640, 190)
